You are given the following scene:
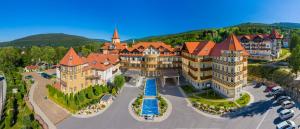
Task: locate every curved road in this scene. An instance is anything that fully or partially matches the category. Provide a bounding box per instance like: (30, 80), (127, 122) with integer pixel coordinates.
(57, 84), (294, 129)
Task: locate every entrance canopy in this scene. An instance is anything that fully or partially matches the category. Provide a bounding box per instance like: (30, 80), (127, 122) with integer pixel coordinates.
(123, 69), (141, 78)
(160, 69), (180, 86)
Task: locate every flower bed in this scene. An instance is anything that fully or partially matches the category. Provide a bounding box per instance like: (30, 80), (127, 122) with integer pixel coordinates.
(157, 96), (168, 116)
(76, 102), (106, 115)
(183, 88), (251, 115)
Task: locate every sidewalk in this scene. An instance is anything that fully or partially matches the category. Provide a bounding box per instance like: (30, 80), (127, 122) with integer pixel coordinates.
(29, 82), (56, 129)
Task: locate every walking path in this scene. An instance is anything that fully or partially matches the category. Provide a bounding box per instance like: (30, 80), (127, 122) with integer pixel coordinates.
(23, 71), (70, 128)
(29, 82), (56, 129)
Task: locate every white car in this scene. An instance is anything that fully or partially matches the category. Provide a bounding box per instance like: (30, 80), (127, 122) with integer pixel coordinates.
(277, 96), (291, 104)
(269, 86), (284, 96)
(276, 120), (296, 129)
(279, 109), (294, 120)
(281, 100), (295, 109)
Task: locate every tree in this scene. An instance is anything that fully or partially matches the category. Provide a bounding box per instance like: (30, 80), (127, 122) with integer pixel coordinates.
(111, 88), (117, 95)
(30, 46), (42, 64)
(289, 44), (300, 77)
(290, 33), (300, 51)
(41, 46), (56, 64)
(113, 75), (125, 89)
(81, 46), (92, 57)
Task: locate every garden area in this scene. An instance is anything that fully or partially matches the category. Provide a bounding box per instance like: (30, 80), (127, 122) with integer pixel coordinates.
(181, 85), (251, 115)
(0, 71), (41, 129)
(47, 75), (125, 113)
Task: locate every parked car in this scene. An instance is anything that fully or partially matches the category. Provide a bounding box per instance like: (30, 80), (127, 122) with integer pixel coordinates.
(276, 96), (291, 104)
(268, 86), (284, 96)
(276, 120), (296, 129)
(279, 109), (294, 120)
(281, 100), (295, 109)
(254, 82), (263, 88)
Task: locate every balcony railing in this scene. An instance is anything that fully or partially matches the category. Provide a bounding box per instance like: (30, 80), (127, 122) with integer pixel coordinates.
(182, 54), (197, 62)
(200, 75), (212, 80)
(188, 65), (198, 71)
(86, 75), (101, 80)
(200, 67), (212, 71)
(200, 58), (212, 62)
(188, 71), (198, 80)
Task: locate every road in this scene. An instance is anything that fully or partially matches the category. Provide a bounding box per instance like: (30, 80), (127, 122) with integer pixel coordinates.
(23, 70), (70, 126)
(57, 84), (299, 129)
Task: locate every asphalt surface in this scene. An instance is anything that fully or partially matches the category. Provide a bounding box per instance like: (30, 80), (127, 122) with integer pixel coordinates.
(57, 84), (300, 129)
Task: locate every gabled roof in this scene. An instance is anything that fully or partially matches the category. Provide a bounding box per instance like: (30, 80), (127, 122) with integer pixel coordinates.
(124, 42), (174, 52)
(210, 34), (249, 56)
(183, 41), (216, 56)
(270, 29), (283, 39)
(112, 28), (119, 39)
(86, 53), (119, 71)
(102, 42), (127, 50)
(60, 48), (84, 66)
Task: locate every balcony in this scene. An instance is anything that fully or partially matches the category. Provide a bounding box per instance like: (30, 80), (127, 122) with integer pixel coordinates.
(182, 54), (197, 62)
(188, 65), (198, 71)
(200, 75), (212, 80)
(200, 67), (212, 71)
(188, 71), (198, 80)
(112, 69), (118, 74)
(200, 58), (212, 62)
(86, 75), (101, 80)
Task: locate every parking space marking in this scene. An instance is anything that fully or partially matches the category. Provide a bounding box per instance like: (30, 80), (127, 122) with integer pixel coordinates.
(255, 109), (270, 129)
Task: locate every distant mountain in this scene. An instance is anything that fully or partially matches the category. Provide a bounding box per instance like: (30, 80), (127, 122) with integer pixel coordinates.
(130, 22), (299, 46)
(0, 33), (108, 47)
(271, 22), (300, 29)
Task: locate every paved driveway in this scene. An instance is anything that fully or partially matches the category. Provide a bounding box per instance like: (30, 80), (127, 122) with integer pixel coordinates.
(23, 71), (70, 125)
(57, 84), (300, 129)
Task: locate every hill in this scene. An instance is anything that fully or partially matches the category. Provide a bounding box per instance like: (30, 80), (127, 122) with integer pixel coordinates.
(0, 33), (108, 47)
(129, 22), (299, 46)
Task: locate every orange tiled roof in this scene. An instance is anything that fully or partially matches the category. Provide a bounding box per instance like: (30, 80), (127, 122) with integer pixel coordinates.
(112, 28), (119, 39)
(86, 53), (119, 71)
(184, 41), (216, 56)
(121, 42), (175, 53)
(238, 29), (283, 41)
(25, 65), (39, 70)
(59, 48), (84, 66)
(102, 42), (127, 50)
(270, 29), (283, 39)
(210, 34), (249, 56)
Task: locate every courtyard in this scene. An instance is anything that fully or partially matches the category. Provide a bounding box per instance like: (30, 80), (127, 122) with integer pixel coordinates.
(56, 79), (300, 129)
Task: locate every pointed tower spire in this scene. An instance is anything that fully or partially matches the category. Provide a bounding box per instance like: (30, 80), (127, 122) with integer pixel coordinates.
(112, 27), (120, 44)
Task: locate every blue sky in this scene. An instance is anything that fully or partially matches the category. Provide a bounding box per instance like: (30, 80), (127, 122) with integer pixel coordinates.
(0, 0), (300, 42)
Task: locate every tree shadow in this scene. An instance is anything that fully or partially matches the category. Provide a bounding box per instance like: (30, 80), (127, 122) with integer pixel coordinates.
(221, 99), (273, 119)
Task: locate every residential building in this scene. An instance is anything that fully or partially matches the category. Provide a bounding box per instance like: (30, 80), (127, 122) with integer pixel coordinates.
(119, 42), (181, 76)
(56, 48), (120, 94)
(182, 34), (249, 98)
(56, 29), (249, 98)
(181, 41), (215, 89)
(238, 29), (283, 61)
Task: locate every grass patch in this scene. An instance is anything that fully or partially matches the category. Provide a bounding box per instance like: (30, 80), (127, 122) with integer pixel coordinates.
(181, 85), (197, 94)
(188, 90), (237, 108)
(235, 93), (250, 107)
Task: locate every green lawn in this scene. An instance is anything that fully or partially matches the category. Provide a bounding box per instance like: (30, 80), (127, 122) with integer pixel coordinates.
(181, 85), (198, 94)
(235, 93), (251, 106)
(188, 90), (238, 108)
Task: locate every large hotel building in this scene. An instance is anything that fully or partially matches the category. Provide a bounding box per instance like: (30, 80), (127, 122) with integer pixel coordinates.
(55, 28), (249, 98)
(238, 29), (283, 61)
